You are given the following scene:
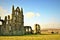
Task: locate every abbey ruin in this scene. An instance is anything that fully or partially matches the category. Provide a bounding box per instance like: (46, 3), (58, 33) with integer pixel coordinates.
(0, 5), (25, 35)
(0, 5), (41, 35)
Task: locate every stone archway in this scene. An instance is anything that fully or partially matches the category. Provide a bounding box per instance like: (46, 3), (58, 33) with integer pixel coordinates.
(0, 20), (5, 25)
(24, 26), (32, 34)
(35, 24), (40, 34)
(0, 19), (5, 35)
(0, 21), (2, 25)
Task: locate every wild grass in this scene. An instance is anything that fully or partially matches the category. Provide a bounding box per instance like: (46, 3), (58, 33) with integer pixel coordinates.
(0, 34), (60, 40)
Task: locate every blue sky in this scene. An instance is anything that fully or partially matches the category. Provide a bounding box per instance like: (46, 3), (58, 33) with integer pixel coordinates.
(0, 0), (60, 29)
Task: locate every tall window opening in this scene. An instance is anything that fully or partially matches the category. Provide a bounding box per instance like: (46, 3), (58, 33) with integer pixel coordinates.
(0, 21), (2, 25)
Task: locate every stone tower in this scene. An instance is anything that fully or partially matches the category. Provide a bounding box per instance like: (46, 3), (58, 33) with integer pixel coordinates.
(11, 5), (24, 35)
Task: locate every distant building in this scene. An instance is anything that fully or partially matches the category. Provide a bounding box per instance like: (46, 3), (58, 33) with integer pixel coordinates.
(0, 5), (24, 35)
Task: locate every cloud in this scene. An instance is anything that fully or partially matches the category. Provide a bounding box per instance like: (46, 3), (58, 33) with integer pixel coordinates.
(0, 6), (10, 19)
(24, 12), (40, 30)
(0, 7), (5, 18)
(24, 12), (40, 19)
(36, 13), (40, 17)
(24, 12), (34, 18)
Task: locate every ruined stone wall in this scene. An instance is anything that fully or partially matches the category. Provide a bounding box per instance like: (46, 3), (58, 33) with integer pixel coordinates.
(0, 5), (24, 35)
(11, 5), (24, 35)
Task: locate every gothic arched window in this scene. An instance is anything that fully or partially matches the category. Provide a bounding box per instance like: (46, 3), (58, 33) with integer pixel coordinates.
(15, 11), (18, 15)
(6, 21), (8, 24)
(15, 12), (16, 15)
(0, 21), (2, 25)
(16, 12), (18, 15)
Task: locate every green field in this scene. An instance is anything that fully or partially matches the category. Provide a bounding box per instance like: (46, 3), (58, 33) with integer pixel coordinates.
(0, 34), (60, 40)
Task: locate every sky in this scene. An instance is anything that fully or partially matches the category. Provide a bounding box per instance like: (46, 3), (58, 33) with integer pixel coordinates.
(0, 0), (60, 29)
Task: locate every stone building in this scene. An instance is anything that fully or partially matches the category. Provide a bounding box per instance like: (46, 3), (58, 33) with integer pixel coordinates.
(24, 26), (32, 34)
(34, 24), (41, 34)
(11, 5), (24, 35)
(0, 5), (24, 35)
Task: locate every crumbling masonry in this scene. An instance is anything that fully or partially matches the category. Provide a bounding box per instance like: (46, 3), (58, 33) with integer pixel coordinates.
(0, 5), (24, 35)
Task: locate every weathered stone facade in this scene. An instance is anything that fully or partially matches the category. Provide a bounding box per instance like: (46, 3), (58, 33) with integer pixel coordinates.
(34, 24), (41, 34)
(0, 5), (24, 35)
(11, 5), (24, 35)
(24, 26), (32, 34)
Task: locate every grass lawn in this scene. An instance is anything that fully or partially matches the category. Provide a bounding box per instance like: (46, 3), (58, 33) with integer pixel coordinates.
(0, 34), (60, 40)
